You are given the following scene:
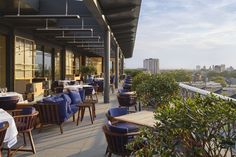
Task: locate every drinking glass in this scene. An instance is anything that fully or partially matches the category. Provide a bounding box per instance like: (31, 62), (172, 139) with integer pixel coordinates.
(4, 87), (7, 93)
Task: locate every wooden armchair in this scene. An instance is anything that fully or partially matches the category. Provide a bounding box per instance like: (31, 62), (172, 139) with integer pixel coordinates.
(0, 96), (20, 115)
(117, 95), (137, 112)
(0, 122), (9, 157)
(35, 103), (63, 134)
(9, 109), (38, 156)
(103, 125), (139, 157)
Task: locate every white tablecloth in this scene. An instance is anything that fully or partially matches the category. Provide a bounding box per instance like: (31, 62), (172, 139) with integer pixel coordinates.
(0, 92), (24, 102)
(58, 80), (75, 86)
(64, 85), (95, 94)
(0, 109), (18, 148)
(94, 78), (104, 81)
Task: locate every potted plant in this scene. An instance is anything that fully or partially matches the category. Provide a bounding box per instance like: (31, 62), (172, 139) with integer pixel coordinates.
(79, 65), (97, 82)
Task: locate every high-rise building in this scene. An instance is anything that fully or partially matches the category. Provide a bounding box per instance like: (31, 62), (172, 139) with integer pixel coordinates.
(220, 64), (226, 72)
(143, 58), (160, 74)
(196, 65), (201, 71)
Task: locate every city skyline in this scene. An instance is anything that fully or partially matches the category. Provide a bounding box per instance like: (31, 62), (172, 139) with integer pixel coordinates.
(125, 0), (236, 69)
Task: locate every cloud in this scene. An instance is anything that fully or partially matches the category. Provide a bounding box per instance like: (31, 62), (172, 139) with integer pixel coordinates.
(126, 0), (236, 69)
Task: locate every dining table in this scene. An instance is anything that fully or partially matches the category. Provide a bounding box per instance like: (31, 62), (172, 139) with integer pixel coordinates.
(64, 84), (95, 94)
(0, 109), (18, 148)
(94, 78), (104, 81)
(113, 111), (156, 128)
(0, 92), (24, 102)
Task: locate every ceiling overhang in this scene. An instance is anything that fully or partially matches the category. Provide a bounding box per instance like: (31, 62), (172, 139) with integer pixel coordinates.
(84, 0), (142, 58)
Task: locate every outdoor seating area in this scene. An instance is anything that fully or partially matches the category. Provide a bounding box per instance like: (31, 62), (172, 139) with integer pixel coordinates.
(0, 0), (178, 156)
(0, 74), (158, 157)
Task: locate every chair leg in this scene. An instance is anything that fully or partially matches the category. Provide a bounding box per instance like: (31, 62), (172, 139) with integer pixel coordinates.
(135, 105), (137, 112)
(105, 146), (108, 155)
(81, 107), (85, 121)
(28, 131), (36, 154)
(92, 103), (96, 118)
(23, 132), (27, 146)
(108, 152), (112, 157)
(88, 107), (93, 124)
(38, 123), (43, 133)
(59, 124), (63, 134)
(73, 114), (75, 122)
(7, 149), (11, 157)
(77, 108), (81, 126)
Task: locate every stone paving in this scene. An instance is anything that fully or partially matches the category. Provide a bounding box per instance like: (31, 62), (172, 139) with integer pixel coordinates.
(6, 93), (118, 157)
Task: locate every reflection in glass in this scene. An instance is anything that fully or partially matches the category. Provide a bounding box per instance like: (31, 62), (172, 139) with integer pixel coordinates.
(35, 48), (43, 77)
(55, 50), (61, 80)
(44, 52), (52, 80)
(0, 35), (6, 87)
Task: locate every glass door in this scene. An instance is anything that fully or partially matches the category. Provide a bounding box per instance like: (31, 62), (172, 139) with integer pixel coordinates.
(0, 35), (6, 87)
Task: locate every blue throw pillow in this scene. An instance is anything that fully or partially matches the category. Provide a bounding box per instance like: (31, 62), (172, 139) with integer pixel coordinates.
(79, 89), (85, 102)
(61, 93), (72, 113)
(69, 91), (82, 105)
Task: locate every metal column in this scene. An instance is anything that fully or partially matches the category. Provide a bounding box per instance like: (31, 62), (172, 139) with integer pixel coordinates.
(121, 54), (124, 76)
(115, 46), (119, 88)
(61, 47), (66, 80)
(104, 30), (111, 103)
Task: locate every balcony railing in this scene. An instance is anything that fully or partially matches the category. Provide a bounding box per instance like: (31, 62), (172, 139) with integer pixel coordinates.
(179, 83), (236, 102)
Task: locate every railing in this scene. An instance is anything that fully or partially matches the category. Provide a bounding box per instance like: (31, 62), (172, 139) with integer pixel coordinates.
(179, 83), (236, 102)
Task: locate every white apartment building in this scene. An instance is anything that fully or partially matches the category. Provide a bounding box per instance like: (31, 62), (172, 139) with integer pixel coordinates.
(143, 58), (160, 74)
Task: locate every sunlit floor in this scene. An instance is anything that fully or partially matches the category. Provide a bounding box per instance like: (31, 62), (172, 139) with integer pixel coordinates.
(4, 92), (119, 157)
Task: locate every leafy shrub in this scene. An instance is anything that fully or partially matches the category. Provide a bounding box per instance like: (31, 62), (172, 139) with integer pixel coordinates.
(128, 95), (236, 157)
(135, 73), (179, 107)
(124, 69), (144, 78)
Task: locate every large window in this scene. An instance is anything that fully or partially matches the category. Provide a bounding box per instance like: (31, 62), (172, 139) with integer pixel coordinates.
(89, 57), (102, 75)
(0, 35), (6, 87)
(75, 56), (80, 75)
(44, 48), (52, 80)
(35, 46), (43, 77)
(14, 36), (35, 93)
(15, 37), (34, 79)
(66, 50), (74, 75)
(55, 49), (61, 80)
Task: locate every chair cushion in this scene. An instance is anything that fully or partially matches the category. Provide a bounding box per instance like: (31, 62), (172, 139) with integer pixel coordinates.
(79, 89), (85, 102)
(115, 122), (139, 133)
(68, 91), (82, 105)
(43, 96), (61, 103)
(118, 89), (129, 93)
(107, 121), (128, 133)
(108, 107), (128, 117)
(0, 122), (4, 128)
(21, 107), (36, 115)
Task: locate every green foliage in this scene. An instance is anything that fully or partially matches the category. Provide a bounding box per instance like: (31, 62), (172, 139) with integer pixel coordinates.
(135, 73), (179, 107)
(207, 70), (236, 80)
(162, 70), (192, 82)
(124, 69), (144, 78)
(79, 65), (97, 76)
(211, 76), (227, 87)
(132, 72), (151, 91)
(129, 95), (236, 157)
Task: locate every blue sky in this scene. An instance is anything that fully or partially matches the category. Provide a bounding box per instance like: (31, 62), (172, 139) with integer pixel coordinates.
(125, 0), (236, 69)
